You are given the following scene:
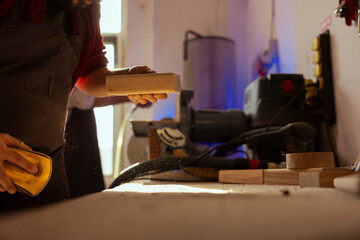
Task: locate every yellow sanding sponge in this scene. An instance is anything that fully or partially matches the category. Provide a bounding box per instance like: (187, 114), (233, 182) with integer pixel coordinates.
(4, 148), (52, 196)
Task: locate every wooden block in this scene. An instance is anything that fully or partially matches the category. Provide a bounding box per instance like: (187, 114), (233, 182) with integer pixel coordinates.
(299, 171), (358, 188)
(286, 152), (334, 169)
(264, 168), (348, 186)
(334, 173), (360, 195)
(106, 73), (181, 96)
(264, 169), (300, 186)
(218, 170), (264, 184)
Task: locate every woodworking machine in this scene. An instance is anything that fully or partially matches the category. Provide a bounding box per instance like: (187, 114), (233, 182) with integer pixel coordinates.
(132, 74), (319, 164)
(109, 73), (324, 187)
(109, 30), (336, 187)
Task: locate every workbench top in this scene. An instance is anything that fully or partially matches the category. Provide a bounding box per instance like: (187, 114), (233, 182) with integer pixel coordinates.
(1, 181), (359, 240)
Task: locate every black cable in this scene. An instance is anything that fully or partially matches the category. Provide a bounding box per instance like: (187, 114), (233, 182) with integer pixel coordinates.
(264, 83), (318, 132)
(264, 88), (305, 132)
(225, 149), (249, 159)
(109, 156), (191, 188)
(109, 141), (230, 188)
(109, 122), (317, 187)
(136, 170), (167, 178)
(132, 177), (205, 183)
(325, 121), (339, 167)
(109, 137), (251, 188)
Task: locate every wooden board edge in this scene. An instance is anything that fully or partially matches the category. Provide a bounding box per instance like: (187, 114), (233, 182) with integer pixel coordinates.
(299, 171), (358, 188)
(218, 170), (264, 184)
(106, 73), (181, 96)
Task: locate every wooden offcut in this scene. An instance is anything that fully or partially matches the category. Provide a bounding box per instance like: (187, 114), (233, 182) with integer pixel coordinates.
(299, 171), (358, 188)
(106, 73), (181, 96)
(264, 168), (348, 186)
(286, 152), (334, 169)
(218, 168), (349, 186)
(218, 170), (264, 184)
(334, 174), (360, 195)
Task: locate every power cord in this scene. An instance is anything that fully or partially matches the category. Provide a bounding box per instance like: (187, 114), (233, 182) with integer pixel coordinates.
(325, 121), (339, 167)
(264, 88), (305, 132)
(264, 82), (318, 132)
(109, 137), (249, 188)
(113, 104), (138, 179)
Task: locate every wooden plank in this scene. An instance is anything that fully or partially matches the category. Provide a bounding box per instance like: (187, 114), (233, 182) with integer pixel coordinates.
(106, 73), (181, 96)
(334, 174), (360, 195)
(286, 152), (334, 169)
(218, 170), (264, 184)
(264, 168), (349, 186)
(299, 171), (359, 188)
(218, 168), (349, 186)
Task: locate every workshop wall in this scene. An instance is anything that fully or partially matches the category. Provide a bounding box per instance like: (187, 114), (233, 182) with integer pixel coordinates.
(246, 0), (297, 78)
(123, 0), (360, 167)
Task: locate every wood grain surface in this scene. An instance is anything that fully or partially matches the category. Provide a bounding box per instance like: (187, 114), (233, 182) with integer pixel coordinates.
(264, 169), (300, 185)
(300, 171), (359, 188)
(106, 73), (181, 95)
(219, 170), (264, 184)
(264, 168), (348, 186)
(286, 152), (334, 169)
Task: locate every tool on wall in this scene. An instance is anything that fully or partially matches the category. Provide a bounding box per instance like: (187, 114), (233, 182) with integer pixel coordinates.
(310, 30), (338, 166)
(256, 0), (280, 77)
(310, 30), (336, 123)
(334, 0), (360, 36)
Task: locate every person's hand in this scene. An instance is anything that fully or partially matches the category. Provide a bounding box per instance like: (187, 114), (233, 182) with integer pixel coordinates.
(128, 93), (168, 104)
(0, 134), (38, 194)
(127, 65), (156, 74)
(126, 65), (168, 104)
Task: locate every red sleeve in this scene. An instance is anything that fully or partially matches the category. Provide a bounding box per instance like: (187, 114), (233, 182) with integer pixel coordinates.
(72, 4), (108, 86)
(1, 0), (46, 27)
(22, 0), (46, 24)
(0, 0), (15, 27)
(0, 0), (14, 16)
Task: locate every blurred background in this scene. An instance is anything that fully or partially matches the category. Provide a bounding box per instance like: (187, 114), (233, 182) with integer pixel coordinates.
(95, 0), (360, 182)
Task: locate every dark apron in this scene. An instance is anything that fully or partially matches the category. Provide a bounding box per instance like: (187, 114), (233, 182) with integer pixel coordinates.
(0, 0), (83, 212)
(64, 108), (105, 198)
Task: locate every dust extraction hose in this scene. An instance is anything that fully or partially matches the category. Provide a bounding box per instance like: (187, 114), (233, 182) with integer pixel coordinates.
(109, 156), (271, 188)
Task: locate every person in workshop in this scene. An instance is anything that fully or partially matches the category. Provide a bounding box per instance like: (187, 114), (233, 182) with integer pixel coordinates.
(0, 0), (167, 211)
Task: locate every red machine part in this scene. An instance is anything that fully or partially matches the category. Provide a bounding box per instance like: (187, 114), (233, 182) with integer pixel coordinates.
(339, 0), (356, 26)
(281, 79), (294, 93)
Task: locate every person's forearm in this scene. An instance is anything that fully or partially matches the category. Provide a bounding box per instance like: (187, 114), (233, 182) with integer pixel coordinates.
(76, 67), (130, 97)
(93, 96), (130, 108)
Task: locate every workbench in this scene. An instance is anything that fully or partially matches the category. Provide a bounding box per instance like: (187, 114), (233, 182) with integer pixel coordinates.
(0, 181), (359, 240)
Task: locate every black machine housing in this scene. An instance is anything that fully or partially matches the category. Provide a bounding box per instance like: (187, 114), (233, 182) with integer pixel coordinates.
(244, 74), (317, 129)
